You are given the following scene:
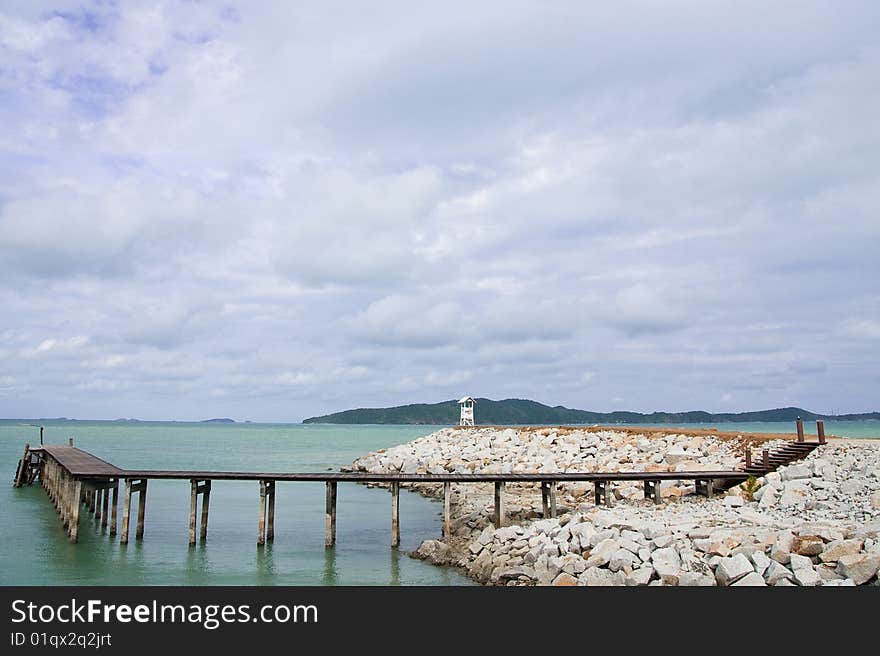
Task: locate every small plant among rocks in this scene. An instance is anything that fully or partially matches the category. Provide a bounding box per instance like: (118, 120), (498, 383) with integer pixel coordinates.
(740, 475), (760, 501)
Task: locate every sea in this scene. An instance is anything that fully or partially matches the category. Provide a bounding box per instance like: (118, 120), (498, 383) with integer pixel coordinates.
(1, 418), (877, 586)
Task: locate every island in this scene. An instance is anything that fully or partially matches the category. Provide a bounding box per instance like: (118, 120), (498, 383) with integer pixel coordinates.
(302, 398), (879, 425)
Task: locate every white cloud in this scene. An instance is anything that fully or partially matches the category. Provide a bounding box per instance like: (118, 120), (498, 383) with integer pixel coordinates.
(0, 1), (877, 420)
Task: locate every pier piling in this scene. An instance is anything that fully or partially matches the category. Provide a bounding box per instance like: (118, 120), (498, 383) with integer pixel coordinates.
(494, 481), (505, 528)
(257, 480), (267, 546)
(817, 420), (826, 445)
(68, 480), (82, 543)
(110, 480), (119, 537)
(443, 482), (451, 538)
(190, 479), (213, 545)
(391, 481), (400, 547)
(325, 481), (337, 547)
(200, 480), (211, 542)
(266, 481), (275, 543)
(796, 417), (805, 442)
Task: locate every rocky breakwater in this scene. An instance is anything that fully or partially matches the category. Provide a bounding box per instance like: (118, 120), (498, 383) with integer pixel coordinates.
(350, 427), (880, 586)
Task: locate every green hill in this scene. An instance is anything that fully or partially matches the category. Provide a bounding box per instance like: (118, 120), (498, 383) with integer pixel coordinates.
(302, 398), (879, 425)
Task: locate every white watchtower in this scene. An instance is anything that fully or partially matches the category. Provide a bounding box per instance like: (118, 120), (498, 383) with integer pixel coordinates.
(458, 396), (475, 426)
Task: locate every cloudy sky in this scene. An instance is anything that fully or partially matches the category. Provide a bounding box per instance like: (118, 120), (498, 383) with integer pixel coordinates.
(1, 1), (878, 421)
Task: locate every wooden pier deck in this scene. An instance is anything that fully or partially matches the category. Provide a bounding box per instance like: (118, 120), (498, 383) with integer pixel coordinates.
(12, 434), (823, 549)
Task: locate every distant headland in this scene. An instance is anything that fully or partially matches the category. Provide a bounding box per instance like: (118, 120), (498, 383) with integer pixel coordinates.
(302, 398), (880, 425)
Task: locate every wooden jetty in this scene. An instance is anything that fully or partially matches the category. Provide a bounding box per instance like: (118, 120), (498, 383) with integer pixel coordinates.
(12, 426), (824, 548)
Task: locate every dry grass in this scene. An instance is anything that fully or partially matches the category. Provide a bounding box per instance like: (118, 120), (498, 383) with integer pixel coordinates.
(450, 424), (841, 445)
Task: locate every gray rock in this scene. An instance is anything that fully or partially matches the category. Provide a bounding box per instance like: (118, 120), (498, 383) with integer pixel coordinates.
(578, 567), (626, 586)
(624, 566), (654, 586)
(731, 572), (766, 587)
(822, 578), (856, 586)
(770, 532), (795, 564)
(558, 553), (587, 576)
(836, 553), (880, 585)
(789, 553), (814, 572)
(651, 547), (682, 580)
(819, 539), (864, 563)
(765, 560), (795, 586)
(793, 567), (821, 587)
(414, 539), (454, 565)
(723, 495), (745, 507)
(609, 549), (637, 572)
(715, 553), (754, 586)
(782, 464), (812, 481)
(750, 550), (772, 576)
(774, 578), (796, 586)
(678, 572), (715, 586)
(652, 534), (673, 549)
(839, 480), (865, 496)
(584, 538), (619, 568)
(478, 527), (494, 545)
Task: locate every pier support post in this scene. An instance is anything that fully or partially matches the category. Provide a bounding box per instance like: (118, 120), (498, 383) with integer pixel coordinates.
(762, 449), (769, 469)
(594, 480), (611, 506)
(817, 420), (826, 445)
(266, 480), (275, 543)
(796, 417), (805, 442)
(69, 480), (82, 543)
(189, 480), (198, 546)
(541, 482), (557, 518)
(135, 480), (147, 540)
(95, 487), (103, 525)
(121, 478), (132, 544)
(644, 480), (661, 505)
(258, 480), (267, 546)
(200, 481), (211, 542)
(745, 449), (752, 468)
(101, 484), (109, 528)
(391, 481), (400, 547)
(443, 482), (451, 538)
(14, 444), (29, 487)
(494, 481), (505, 528)
(325, 481), (337, 547)
(110, 480), (119, 537)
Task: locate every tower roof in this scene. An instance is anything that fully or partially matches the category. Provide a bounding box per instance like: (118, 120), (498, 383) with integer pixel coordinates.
(458, 396), (475, 404)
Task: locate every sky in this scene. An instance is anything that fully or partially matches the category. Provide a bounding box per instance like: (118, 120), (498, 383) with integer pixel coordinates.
(0, 1), (878, 422)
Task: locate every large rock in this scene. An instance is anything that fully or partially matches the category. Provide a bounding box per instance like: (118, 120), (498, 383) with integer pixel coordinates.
(731, 572), (766, 587)
(793, 567), (821, 587)
(715, 553), (754, 586)
(651, 548), (682, 581)
(750, 550), (772, 576)
(765, 560), (795, 586)
(552, 572), (578, 586)
(770, 532), (795, 564)
(584, 538), (620, 568)
(723, 495), (745, 507)
(665, 449), (690, 465)
(609, 549), (637, 573)
(836, 554), (880, 585)
(578, 567), (625, 586)
(819, 539), (864, 564)
(413, 539), (454, 565)
(793, 536), (824, 557)
(789, 553), (814, 572)
(679, 572), (715, 586)
(781, 464), (812, 481)
(624, 566), (654, 586)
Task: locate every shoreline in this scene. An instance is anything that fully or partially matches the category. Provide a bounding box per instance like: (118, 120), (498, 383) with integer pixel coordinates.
(351, 426), (880, 586)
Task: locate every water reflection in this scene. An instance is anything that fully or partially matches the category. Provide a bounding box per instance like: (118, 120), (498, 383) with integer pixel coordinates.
(389, 547), (400, 586)
(322, 547), (337, 586)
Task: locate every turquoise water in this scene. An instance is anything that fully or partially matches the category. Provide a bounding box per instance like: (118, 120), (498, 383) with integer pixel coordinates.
(2, 418), (876, 587)
(0, 421), (473, 586)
